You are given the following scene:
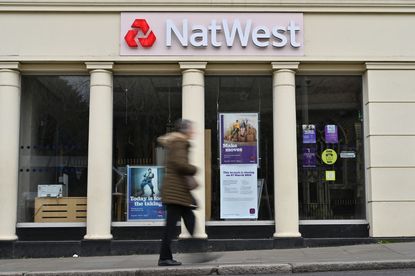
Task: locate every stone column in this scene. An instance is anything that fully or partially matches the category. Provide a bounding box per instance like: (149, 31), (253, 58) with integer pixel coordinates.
(0, 62), (20, 240)
(179, 62), (208, 239)
(272, 62), (301, 238)
(84, 62), (114, 240)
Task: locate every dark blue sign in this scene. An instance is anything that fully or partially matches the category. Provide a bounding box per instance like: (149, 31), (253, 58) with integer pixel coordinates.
(127, 166), (165, 221)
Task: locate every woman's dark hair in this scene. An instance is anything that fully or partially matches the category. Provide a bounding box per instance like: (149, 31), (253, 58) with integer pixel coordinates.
(175, 119), (192, 134)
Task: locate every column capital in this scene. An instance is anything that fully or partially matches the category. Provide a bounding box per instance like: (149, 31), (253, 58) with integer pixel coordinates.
(179, 62), (207, 70)
(271, 62), (299, 71)
(85, 62), (114, 71)
(0, 62), (20, 70)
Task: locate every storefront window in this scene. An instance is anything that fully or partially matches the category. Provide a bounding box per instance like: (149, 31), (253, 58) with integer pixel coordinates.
(296, 76), (365, 220)
(18, 76), (90, 223)
(112, 76), (182, 222)
(205, 76), (274, 221)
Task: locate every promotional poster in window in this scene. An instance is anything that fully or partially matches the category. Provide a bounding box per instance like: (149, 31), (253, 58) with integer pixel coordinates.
(220, 164), (258, 219)
(219, 113), (259, 165)
(127, 166), (165, 221)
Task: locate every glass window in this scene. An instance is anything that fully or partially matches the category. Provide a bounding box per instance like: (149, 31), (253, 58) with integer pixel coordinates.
(18, 76), (90, 223)
(205, 76), (274, 221)
(296, 76), (365, 220)
(112, 76), (182, 222)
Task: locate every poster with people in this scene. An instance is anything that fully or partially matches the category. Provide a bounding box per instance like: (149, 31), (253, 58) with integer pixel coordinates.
(302, 124), (316, 144)
(219, 113), (259, 165)
(325, 124), (338, 143)
(127, 166), (165, 221)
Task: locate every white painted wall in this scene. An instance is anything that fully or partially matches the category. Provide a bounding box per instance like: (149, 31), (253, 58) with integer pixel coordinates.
(0, 13), (415, 62)
(303, 14), (415, 60)
(0, 13), (119, 59)
(365, 67), (415, 237)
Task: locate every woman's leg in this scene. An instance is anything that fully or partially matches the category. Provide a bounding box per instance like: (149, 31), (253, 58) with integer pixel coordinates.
(181, 206), (195, 236)
(159, 204), (180, 260)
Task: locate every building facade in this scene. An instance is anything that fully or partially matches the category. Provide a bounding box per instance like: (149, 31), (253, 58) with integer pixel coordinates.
(1, 0), (415, 258)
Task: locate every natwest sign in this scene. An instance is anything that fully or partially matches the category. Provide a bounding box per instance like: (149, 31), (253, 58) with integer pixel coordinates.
(120, 13), (303, 56)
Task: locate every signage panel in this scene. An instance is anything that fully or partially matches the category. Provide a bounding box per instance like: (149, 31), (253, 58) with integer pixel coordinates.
(121, 12), (303, 56)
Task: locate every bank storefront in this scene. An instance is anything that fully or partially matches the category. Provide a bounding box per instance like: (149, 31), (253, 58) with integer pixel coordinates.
(1, 1), (415, 258)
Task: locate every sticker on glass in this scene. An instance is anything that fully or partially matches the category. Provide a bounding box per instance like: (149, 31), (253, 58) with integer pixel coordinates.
(325, 170), (336, 181)
(322, 149), (337, 165)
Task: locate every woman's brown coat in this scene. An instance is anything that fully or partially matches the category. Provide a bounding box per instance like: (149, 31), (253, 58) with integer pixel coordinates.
(158, 132), (197, 207)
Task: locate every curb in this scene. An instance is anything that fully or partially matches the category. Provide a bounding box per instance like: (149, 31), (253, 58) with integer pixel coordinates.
(291, 260), (415, 273)
(2, 260), (415, 276)
(217, 264), (291, 275)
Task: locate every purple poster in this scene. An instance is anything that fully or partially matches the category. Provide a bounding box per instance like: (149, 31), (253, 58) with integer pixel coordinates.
(303, 147), (317, 168)
(302, 124), (316, 144)
(219, 113), (259, 165)
(325, 125), (338, 143)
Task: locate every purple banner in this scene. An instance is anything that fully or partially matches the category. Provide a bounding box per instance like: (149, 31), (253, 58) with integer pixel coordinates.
(302, 147), (317, 168)
(220, 113), (259, 165)
(302, 124), (316, 144)
(325, 125), (338, 143)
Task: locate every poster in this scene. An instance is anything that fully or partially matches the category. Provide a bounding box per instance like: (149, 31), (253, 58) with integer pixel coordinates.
(220, 164), (258, 219)
(127, 166), (165, 221)
(325, 124), (338, 143)
(303, 147), (317, 168)
(302, 124), (316, 144)
(219, 113), (259, 165)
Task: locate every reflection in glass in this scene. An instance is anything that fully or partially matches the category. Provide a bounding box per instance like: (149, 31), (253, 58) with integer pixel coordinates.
(112, 76), (182, 221)
(205, 76), (274, 221)
(296, 76), (365, 220)
(18, 76), (90, 223)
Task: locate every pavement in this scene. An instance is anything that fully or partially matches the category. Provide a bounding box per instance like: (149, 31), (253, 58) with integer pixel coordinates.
(1, 241), (415, 275)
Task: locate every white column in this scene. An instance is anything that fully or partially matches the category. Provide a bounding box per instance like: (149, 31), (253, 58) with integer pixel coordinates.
(272, 62), (301, 238)
(0, 62), (20, 241)
(84, 62), (114, 240)
(180, 62), (208, 239)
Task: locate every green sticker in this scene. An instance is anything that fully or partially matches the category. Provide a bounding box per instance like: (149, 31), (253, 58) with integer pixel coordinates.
(322, 149), (337, 165)
(325, 170), (336, 181)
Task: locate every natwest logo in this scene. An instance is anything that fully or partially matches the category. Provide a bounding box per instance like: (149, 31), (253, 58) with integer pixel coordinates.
(124, 19), (156, 48)
(166, 19), (300, 48)
(121, 13), (304, 56)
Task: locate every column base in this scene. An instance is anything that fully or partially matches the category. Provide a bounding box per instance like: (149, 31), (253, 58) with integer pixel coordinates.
(0, 235), (18, 241)
(273, 237), (304, 249)
(273, 232), (302, 238)
(83, 234), (113, 240)
(81, 239), (112, 256)
(179, 233), (208, 239)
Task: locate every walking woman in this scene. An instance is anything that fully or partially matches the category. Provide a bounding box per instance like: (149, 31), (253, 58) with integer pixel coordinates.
(157, 119), (197, 266)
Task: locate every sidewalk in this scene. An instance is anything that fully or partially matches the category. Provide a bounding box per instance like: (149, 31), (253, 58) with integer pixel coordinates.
(1, 242), (415, 275)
